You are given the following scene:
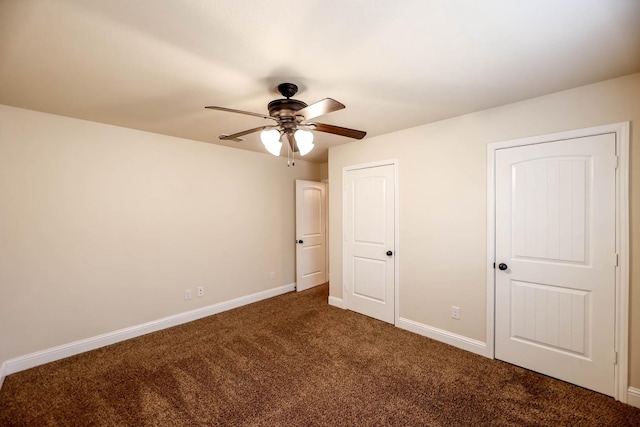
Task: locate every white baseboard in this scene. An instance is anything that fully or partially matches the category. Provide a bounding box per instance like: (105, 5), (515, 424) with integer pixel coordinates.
(628, 387), (640, 408)
(396, 317), (488, 357)
(0, 362), (6, 390)
(0, 283), (295, 388)
(328, 296), (344, 309)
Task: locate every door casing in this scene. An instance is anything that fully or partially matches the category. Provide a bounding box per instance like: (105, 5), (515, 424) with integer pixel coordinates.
(486, 122), (630, 402)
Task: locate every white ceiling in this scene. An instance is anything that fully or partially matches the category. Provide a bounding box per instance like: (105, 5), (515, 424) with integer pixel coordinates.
(1, 0), (639, 162)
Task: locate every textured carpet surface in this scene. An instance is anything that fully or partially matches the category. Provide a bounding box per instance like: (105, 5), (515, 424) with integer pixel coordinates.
(1, 284), (638, 426)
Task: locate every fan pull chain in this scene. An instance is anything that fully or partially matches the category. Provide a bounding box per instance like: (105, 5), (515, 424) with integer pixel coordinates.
(287, 139), (295, 167)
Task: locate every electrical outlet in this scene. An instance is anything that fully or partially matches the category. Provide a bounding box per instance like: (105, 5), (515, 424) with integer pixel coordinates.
(184, 289), (192, 300)
(270, 271), (275, 280)
(197, 286), (204, 297)
(451, 306), (460, 320)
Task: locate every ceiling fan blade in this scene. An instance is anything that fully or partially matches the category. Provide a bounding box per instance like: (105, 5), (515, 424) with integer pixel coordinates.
(219, 125), (272, 141)
(205, 106), (276, 121)
(308, 122), (367, 140)
(296, 98), (345, 121)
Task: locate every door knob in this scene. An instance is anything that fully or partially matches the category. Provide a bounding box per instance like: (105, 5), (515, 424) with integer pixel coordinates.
(297, 240), (303, 244)
(386, 250), (393, 257)
(498, 263), (508, 271)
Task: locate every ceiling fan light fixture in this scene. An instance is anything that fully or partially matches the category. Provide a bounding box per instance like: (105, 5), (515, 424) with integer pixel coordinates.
(260, 129), (282, 156)
(294, 129), (314, 156)
(207, 82), (367, 165)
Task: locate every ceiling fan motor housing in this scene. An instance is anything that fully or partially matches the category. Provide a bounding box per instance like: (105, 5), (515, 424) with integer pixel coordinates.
(268, 82), (307, 122)
(267, 98), (307, 119)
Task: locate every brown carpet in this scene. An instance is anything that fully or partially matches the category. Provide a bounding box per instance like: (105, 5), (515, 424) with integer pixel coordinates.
(1, 284), (638, 426)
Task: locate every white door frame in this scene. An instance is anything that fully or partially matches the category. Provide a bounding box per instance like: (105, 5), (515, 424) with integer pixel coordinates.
(342, 159), (400, 325)
(486, 122), (630, 402)
(322, 178), (330, 283)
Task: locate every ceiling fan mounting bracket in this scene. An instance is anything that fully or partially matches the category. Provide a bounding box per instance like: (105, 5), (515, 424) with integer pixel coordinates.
(277, 82), (298, 98)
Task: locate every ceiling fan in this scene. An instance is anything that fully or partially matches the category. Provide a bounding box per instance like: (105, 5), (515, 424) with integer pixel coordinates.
(205, 83), (366, 162)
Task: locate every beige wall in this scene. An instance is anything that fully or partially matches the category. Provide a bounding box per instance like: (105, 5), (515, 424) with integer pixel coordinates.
(329, 73), (640, 388)
(319, 163), (329, 181)
(0, 105), (320, 365)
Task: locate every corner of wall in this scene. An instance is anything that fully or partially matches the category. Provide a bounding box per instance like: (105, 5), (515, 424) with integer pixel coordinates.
(319, 162), (329, 181)
(328, 296), (344, 309)
(0, 360), (7, 391)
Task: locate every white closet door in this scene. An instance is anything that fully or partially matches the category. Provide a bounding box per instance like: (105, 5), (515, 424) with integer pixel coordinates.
(495, 134), (616, 396)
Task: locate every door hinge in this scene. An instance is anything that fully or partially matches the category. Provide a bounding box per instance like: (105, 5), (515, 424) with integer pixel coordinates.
(614, 350), (618, 365)
(614, 253), (619, 267)
(614, 155), (619, 169)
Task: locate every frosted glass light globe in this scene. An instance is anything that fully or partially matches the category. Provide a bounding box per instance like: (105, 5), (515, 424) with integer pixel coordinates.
(294, 129), (314, 156)
(260, 129), (282, 156)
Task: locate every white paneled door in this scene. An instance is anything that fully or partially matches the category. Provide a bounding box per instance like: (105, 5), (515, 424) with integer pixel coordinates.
(495, 134), (617, 396)
(295, 180), (327, 292)
(344, 163), (396, 324)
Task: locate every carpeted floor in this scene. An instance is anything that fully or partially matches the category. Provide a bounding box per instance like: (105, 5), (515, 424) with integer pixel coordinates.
(1, 284), (638, 426)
